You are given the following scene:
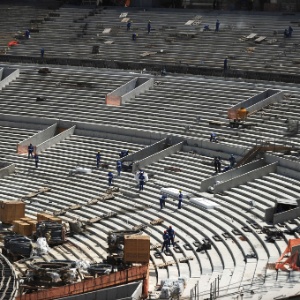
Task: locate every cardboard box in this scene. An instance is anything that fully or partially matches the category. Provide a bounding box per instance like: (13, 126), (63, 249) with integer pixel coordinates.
(0, 201), (25, 224)
(124, 235), (150, 263)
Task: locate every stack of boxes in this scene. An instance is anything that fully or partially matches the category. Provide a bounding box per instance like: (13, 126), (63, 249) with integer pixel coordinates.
(12, 213), (62, 236)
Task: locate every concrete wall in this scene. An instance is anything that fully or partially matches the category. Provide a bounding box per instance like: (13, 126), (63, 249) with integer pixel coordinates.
(58, 281), (142, 300)
(200, 159), (265, 192)
(132, 141), (183, 172)
(0, 113), (58, 130)
(0, 163), (15, 179)
(248, 90), (283, 114)
(36, 125), (76, 153)
(121, 138), (167, 163)
(267, 207), (300, 224)
(265, 154), (300, 180)
(18, 123), (57, 146)
(106, 77), (153, 105)
(0, 68), (19, 90)
(228, 89), (283, 116)
(213, 161), (277, 194)
(122, 78), (154, 105)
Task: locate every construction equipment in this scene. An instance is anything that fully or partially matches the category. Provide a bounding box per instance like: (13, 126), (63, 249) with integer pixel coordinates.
(35, 221), (66, 245)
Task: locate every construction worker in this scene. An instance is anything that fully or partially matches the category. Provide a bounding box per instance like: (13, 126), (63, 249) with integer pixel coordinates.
(96, 151), (101, 168)
(117, 160), (122, 176)
(147, 20), (151, 34)
(217, 157), (221, 173)
(160, 194), (167, 209)
(210, 132), (217, 142)
(224, 57), (228, 72)
(139, 171), (145, 191)
(25, 29), (30, 39)
(34, 153), (39, 168)
(215, 20), (220, 32)
(45, 231), (51, 243)
(132, 32), (137, 41)
(28, 143), (34, 159)
(119, 149), (129, 158)
(167, 226), (175, 246)
(40, 48), (44, 58)
(107, 171), (114, 186)
(229, 154), (236, 168)
(127, 20), (131, 31)
(204, 24), (210, 31)
(161, 230), (170, 252)
(178, 190), (183, 209)
(288, 26), (293, 37)
(214, 156), (219, 173)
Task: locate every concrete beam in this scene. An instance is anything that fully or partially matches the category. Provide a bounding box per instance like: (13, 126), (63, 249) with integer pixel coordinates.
(228, 89), (283, 118)
(132, 141), (183, 173)
(0, 68), (19, 91)
(36, 125), (76, 154)
(200, 159), (265, 192)
(106, 77), (153, 106)
(0, 163), (15, 179)
(213, 161), (278, 194)
(121, 138), (167, 164)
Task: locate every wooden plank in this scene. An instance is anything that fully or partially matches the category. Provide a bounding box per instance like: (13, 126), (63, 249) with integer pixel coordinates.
(150, 218), (164, 225)
(185, 20), (194, 26)
(102, 28), (111, 34)
(246, 33), (257, 39)
(104, 40), (114, 44)
(255, 36), (266, 43)
(121, 17), (130, 23)
(140, 51), (157, 57)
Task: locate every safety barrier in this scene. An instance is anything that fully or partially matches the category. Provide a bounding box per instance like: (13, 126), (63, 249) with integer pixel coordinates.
(16, 264), (149, 300)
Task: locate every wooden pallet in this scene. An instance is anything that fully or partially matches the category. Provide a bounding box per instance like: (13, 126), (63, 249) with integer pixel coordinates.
(150, 218), (164, 225)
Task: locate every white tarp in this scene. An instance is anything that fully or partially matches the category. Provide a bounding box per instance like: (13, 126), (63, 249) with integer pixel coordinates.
(160, 187), (193, 199)
(190, 197), (220, 209)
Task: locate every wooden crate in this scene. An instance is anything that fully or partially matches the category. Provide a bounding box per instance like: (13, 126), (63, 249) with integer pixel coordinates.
(13, 220), (24, 233)
(20, 217), (34, 222)
(0, 201), (25, 224)
(27, 220), (37, 232)
(37, 212), (53, 222)
(48, 217), (62, 224)
(18, 222), (32, 236)
(124, 235), (150, 263)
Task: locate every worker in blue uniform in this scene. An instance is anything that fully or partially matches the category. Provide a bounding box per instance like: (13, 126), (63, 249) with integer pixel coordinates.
(288, 26), (293, 37)
(132, 32), (137, 41)
(161, 230), (170, 252)
(210, 132), (217, 142)
(25, 29), (30, 39)
(28, 143), (34, 159)
(229, 154), (236, 168)
(139, 171), (145, 191)
(41, 48), (44, 58)
(160, 194), (167, 209)
(178, 190), (183, 209)
(96, 151), (101, 168)
(167, 226), (175, 246)
(117, 160), (122, 176)
(34, 154), (39, 168)
(107, 171), (114, 186)
(127, 20), (131, 31)
(119, 149), (129, 158)
(215, 20), (220, 32)
(224, 57), (228, 72)
(147, 20), (151, 34)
